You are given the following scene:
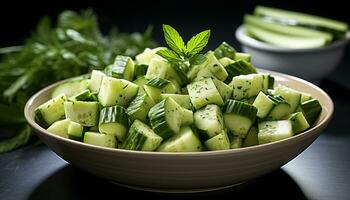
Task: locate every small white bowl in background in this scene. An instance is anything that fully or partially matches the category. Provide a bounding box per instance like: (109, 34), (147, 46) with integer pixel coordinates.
(235, 25), (350, 83)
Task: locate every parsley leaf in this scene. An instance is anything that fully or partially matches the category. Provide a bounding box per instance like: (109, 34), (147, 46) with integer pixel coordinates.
(162, 24), (185, 54)
(186, 30), (211, 57)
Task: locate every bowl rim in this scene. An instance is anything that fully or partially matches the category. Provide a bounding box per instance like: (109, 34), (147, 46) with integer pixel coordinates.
(24, 69), (334, 157)
(235, 25), (350, 53)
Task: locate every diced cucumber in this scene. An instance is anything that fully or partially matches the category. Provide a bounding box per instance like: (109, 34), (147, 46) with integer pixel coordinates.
(300, 92), (312, 103)
(99, 105), (129, 141)
(105, 55), (135, 81)
(98, 76), (139, 107)
(230, 136), (243, 149)
(46, 118), (71, 138)
(195, 51), (228, 81)
(288, 112), (310, 134)
(126, 93), (155, 123)
(218, 57), (235, 67)
(187, 78), (224, 110)
(234, 53), (251, 62)
(52, 79), (89, 98)
(144, 78), (180, 102)
(262, 73), (274, 93)
(264, 95), (290, 120)
(214, 42), (236, 60)
(254, 6), (348, 37)
(245, 14), (333, 42)
(258, 120), (293, 144)
(253, 92), (276, 118)
(274, 85), (301, 113)
(224, 59), (257, 84)
(135, 47), (165, 65)
(157, 126), (202, 152)
(194, 104), (224, 139)
(299, 99), (322, 125)
(89, 70), (106, 93)
(83, 132), (116, 148)
(148, 98), (183, 139)
(160, 94), (192, 110)
(67, 121), (83, 141)
(245, 24), (328, 49)
(70, 89), (96, 101)
(133, 76), (148, 94)
(230, 73), (264, 100)
(123, 120), (163, 151)
(64, 101), (99, 127)
(186, 59), (208, 80)
(182, 108), (194, 126)
(223, 100), (257, 138)
(243, 126), (259, 147)
(204, 130), (230, 151)
(134, 64), (148, 78)
(35, 94), (67, 128)
(212, 78), (233, 103)
(145, 58), (170, 80)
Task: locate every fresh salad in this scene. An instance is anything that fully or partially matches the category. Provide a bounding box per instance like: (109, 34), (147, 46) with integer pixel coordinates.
(243, 6), (348, 49)
(34, 24), (322, 152)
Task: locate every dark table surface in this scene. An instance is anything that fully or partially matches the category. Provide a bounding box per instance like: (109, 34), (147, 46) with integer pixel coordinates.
(1, 43), (350, 200)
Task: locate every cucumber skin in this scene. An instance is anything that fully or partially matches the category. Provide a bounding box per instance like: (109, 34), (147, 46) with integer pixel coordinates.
(300, 99), (322, 125)
(148, 99), (175, 139)
(99, 105), (129, 127)
(223, 99), (257, 121)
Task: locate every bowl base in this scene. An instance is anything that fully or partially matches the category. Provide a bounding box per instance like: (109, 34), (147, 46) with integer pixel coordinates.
(110, 181), (246, 193)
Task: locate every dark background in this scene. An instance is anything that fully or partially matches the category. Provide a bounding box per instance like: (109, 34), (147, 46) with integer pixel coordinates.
(1, 1), (350, 199)
(1, 0), (350, 49)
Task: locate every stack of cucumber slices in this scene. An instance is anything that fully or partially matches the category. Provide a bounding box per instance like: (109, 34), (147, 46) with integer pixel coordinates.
(244, 6), (348, 49)
(34, 41), (322, 152)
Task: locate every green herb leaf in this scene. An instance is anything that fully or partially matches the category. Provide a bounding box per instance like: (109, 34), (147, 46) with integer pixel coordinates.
(190, 54), (207, 65)
(162, 24), (185, 54)
(186, 30), (210, 56)
(156, 49), (183, 63)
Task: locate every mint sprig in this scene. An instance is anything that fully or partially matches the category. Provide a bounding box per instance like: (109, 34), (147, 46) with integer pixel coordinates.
(158, 24), (210, 67)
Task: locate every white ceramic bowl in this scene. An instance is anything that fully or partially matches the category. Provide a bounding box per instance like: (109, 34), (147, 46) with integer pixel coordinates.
(236, 25), (350, 82)
(24, 70), (333, 193)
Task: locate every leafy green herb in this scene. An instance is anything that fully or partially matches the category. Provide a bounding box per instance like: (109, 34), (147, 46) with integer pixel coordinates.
(0, 9), (157, 152)
(157, 24), (210, 69)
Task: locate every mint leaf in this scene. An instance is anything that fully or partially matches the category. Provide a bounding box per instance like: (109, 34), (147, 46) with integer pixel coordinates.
(186, 30), (210, 56)
(162, 24), (185, 54)
(156, 49), (183, 63)
(190, 54), (207, 65)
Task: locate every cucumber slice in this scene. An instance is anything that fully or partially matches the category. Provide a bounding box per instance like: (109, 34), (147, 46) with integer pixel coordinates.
(134, 64), (148, 78)
(253, 92), (289, 119)
(243, 126), (259, 147)
(47, 118), (71, 138)
(133, 76), (148, 94)
(262, 73), (275, 93)
(274, 85), (301, 113)
(245, 14), (333, 42)
(212, 78), (233, 103)
(67, 121), (83, 141)
(52, 79), (90, 98)
(265, 95), (291, 120)
(254, 6), (348, 37)
(224, 59), (257, 84)
(258, 120), (293, 144)
(214, 42), (236, 60)
(234, 53), (251, 62)
(218, 57), (235, 67)
(204, 130), (230, 151)
(157, 126), (202, 152)
(148, 98), (183, 139)
(105, 55), (135, 81)
(144, 78), (180, 102)
(245, 24), (328, 49)
(187, 77), (224, 110)
(160, 94), (193, 110)
(98, 76), (139, 107)
(145, 58), (170, 80)
(288, 112), (310, 134)
(300, 92), (312, 103)
(83, 132), (116, 148)
(198, 51), (228, 81)
(182, 108), (194, 126)
(70, 89), (96, 101)
(253, 92), (275, 118)
(135, 47), (165, 65)
(123, 120), (163, 151)
(34, 94), (67, 128)
(126, 93), (154, 123)
(230, 136), (243, 149)
(99, 105), (129, 141)
(89, 70), (106, 93)
(299, 99), (322, 125)
(230, 73), (264, 100)
(64, 101), (99, 127)
(194, 104), (224, 139)
(223, 100), (257, 138)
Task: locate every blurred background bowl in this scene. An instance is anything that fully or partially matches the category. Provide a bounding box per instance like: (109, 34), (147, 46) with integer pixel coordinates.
(235, 25), (350, 83)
